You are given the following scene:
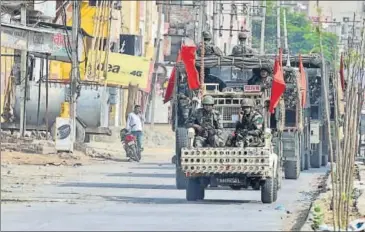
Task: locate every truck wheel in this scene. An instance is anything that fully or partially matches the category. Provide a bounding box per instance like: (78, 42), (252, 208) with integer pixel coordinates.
(277, 167), (283, 190)
(176, 167), (187, 190)
(230, 185), (242, 190)
(186, 177), (204, 201)
(284, 159), (300, 179)
(261, 169), (278, 204)
(310, 150), (322, 168)
(303, 152), (310, 170)
(175, 128), (189, 189)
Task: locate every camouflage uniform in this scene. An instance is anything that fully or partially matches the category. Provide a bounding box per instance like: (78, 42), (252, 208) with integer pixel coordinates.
(231, 32), (255, 56)
(248, 68), (272, 91)
(196, 31), (223, 57)
(248, 75), (273, 90)
(227, 98), (264, 147)
(186, 96), (224, 148)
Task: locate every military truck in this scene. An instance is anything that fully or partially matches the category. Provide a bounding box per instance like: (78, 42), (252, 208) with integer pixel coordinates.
(267, 54), (325, 179)
(304, 57), (332, 168)
(173, 55), (284, 203)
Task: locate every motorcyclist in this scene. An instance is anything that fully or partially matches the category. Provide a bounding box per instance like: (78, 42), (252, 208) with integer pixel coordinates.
(196, 31), (223, 57)
(226, 98), (264, 147)
(186, 95), (224, 147)
(231, 32), (255, 56)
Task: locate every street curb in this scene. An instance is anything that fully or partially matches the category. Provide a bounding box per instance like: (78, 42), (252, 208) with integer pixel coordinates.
(299, 169), (331, 231)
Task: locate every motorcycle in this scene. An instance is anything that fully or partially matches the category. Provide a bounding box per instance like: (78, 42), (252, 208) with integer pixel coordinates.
(120, 128), (141, 162)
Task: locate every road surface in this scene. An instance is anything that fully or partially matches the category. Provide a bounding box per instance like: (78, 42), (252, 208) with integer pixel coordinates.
(1, 153), (327, 231)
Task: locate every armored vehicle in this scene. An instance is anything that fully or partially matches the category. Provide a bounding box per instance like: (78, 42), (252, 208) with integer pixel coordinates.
(172, 55), (283, 203)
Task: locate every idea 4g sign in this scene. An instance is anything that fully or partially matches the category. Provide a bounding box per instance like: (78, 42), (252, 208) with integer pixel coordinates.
(85, 50), (151, 88)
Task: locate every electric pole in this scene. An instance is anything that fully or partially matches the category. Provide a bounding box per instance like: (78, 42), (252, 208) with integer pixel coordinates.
(70, 1), (80, 149)
(197, 0), (205, 43)
(276, 1), (281, 49)
(212, 1), (218, 44)
(19, 3), (27, 137)
(0, 0), (2, 134)
(283, 8), (290, 66)
(259, 0), (266, 55)
(150, 3), (163, 129)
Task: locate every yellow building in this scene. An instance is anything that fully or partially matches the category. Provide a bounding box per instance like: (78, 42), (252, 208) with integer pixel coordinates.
(50, 0), (158, 81)
(49, 1), (159, 126)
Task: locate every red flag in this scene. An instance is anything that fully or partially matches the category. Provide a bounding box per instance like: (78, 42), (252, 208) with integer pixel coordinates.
(180, 46), (200, 90)
(339, 53), (345, 91)
(269, 56), (286, 114)
(299, 54), (307, 107)
(163, 52), (182, 104)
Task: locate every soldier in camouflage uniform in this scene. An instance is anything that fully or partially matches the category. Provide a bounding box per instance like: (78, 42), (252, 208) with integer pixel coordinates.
(248, 68), (272, 90)
(226, 98), (264, 147)
(231, 32), (255, 57)
(196, 31), (223, 57)
(186, 95), (224, 147)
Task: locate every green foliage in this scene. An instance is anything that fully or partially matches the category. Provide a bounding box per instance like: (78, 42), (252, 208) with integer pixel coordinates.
(312, 204), (324, 229)
(252, 2), (338, 61)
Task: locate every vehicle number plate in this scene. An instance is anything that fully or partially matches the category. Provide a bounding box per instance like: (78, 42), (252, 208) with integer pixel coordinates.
(128, 141), (135, 145)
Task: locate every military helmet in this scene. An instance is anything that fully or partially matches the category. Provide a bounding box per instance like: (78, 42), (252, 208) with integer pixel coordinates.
(202, 95), (215, 105)
(241, 98), (254, 107)
(202, 31), (212, 40)
(238, 32), (247, 40)
(260, 67), (270, 73)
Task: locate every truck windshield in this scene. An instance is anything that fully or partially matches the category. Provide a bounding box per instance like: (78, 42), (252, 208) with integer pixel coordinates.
(207, 66), (253, 82)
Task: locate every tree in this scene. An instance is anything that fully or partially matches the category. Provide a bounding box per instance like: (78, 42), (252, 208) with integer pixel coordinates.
(252, 1), (338, 61)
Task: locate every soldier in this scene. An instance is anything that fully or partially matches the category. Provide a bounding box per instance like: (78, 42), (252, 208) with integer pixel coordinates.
(227, 98), (264, 147)
(196, 31), (223, 57)
(186, 95), (224, 147)
(248, 68), (273, 90)
(231, 32), (255, 57)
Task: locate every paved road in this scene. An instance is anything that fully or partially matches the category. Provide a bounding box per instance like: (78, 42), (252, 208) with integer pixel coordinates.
(1, 156), (327, 231)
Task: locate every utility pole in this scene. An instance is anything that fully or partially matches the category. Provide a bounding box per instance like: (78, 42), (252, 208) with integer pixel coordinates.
(283, 8), (290, 66)
(197, 1), (204, 43)
(259, 0), (266, 55)
(150, 4), (163, 129)
(212, 1), (218, 44)
(70, 1), (80, 149)
(0, 0), (2, 134)
(276, 1), (281, 49)
(19, 3), (27, 137)
(283, 8), (288, 52)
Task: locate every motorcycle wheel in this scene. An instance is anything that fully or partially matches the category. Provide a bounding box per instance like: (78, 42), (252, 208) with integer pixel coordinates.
(135, 144), (141, 162)
(129, 144), (141, 162)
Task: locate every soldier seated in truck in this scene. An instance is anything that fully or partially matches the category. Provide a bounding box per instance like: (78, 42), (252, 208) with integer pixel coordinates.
(231, 32), (255, 57)
(248, 68), (272, 90)
(186, 95), (224, 148)
(196, 31), (223, 57)
(226, 98), (264, 147)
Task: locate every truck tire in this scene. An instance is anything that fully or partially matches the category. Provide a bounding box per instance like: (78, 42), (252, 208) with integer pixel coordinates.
(284, 159), (300, 179)
(175, 167), (187, 190)
(186, 177), (205, 201)
(304, 152), (310, 170)
(261, 168), (278, 204)
(277, 166), (283, 190)
(311, 149), (322, 168)
(175, 128), (189, 189)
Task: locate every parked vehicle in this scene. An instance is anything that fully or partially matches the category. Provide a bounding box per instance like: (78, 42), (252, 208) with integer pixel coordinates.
(120, 128), (141, 162)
